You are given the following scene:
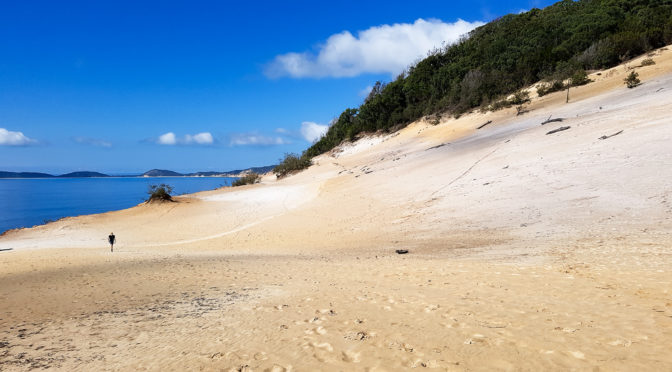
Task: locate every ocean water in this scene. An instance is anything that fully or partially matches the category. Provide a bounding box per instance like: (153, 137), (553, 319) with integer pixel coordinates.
(0, 177), (236, 234)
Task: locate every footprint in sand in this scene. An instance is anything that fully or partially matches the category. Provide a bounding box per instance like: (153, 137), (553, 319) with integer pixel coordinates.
(568, 350), (585, 359)
(309, 342), (335, 362)
(305, 326), (327, 335)
(253, 352), (268, 361)
(311, 342), (333, 352)
(341, 349), (361, 363)
(464, 334), (487, 345)
(608, 339), (632, 347)
(264, 364), (292, 372)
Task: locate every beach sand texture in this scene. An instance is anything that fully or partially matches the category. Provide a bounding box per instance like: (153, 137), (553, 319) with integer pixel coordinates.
(1, 49), (671, 371)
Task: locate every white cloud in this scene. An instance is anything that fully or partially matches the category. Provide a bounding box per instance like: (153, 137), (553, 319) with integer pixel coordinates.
(229, 133), (290, 146)
(73, 136), (112, 148)
(300, 122), (328, 143)
(157, 132), (177, 145)
(157, 132), (214, 145)
(265, 18), (484, 79)
(0, 128), (37, 146)
(185, 132), (214, 145)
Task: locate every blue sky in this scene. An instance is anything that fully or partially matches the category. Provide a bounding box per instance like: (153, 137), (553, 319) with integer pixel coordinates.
(0, 0), (554, 174)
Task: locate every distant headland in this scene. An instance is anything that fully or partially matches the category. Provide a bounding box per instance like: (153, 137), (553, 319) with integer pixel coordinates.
(0, 165), (275, 179)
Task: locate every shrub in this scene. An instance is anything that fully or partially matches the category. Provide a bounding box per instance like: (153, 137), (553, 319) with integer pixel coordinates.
(232, 172), (261, 187)
(537, 80), (566, 97)
(577, 39), (617, 69)
(640, 58), (656, 66)
(624, 71), (641, 88)
(571, 69), (591, 86)
(488, 90), (530, 111)
(516, 105), (528, 116)
(147, 183), (174, 202)
(273, 153), (312, 178)
(509, 91), (530, 105)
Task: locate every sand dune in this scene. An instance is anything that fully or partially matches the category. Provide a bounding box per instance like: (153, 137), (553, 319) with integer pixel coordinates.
(1, 48), (671, 371)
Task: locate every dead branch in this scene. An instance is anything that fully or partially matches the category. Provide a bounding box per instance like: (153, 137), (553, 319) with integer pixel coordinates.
(546, 126), (571, 135)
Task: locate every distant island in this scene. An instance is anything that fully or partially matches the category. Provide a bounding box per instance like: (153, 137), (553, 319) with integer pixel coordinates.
(0, 165), (275, 179)
(60, 171), (110, 178)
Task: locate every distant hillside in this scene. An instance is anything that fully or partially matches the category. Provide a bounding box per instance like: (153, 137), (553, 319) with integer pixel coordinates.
(304, 0), (672, 158)
(142, 169), (184, 177)
(205, 165), (275, 176)
(58, 171), (109, 178)
(0, 171), (55, 178)
(147, 165), (276, 177)
(0, 165), (277, 178)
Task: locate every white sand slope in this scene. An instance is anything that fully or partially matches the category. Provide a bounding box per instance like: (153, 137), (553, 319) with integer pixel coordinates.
(0, 48), (671, 371)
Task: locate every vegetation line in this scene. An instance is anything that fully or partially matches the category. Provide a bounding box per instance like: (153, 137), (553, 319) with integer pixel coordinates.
(299, 0), (671, 163)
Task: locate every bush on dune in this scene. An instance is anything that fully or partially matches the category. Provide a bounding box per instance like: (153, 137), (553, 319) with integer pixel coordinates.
(147, 184), (174, 203)
(624, 71), (641, 88)
(232, 172), (261, 187)
(273, 153), (312, 179)
(640, 58), (656, 66)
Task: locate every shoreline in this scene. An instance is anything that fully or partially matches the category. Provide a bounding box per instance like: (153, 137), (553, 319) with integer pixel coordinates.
(0, 176), (240, 236)
(0, 175), (243, 180)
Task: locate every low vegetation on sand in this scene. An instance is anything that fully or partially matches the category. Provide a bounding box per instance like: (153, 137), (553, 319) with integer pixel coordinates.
(147, 184), (174, 202)
(640, 58), (656, 66)
(273, 153), (312, 179)
(624, 71), (641, 88)
(537, 69), (592, 99)
(232, 172), (261, 187)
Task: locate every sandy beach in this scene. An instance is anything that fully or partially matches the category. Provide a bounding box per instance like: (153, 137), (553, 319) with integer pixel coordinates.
(1, 49), (671, 371)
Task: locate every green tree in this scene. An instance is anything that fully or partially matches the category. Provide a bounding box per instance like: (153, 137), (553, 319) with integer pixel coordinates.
(147, 184), (174, 202)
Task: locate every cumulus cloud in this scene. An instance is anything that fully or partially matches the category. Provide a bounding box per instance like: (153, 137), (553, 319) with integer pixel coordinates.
(229, 133), (290, 146)
(185, 132), (214, 145)
(72, 136), (112, 148)
(0, 128), (37, 146)
(265, 18), (484, 78)
(157, 132), (177, 145)
(156, 132), (214, 145)
(300, 122), (328, 143)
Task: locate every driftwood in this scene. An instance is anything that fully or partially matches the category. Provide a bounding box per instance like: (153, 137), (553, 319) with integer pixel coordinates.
(395, 249), (409, 254)
(541, 116), (564, 125)
(546, 126), (571, 135)
(427, 143), (448, 151)
(599, 130), (623, 140)
(477, 120), (493, 130)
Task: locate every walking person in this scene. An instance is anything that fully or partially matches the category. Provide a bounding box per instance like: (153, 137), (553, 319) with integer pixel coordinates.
(108, 232), (116, 252)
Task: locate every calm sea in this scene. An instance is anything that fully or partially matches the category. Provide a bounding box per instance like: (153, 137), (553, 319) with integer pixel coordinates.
(0, 177), (236, 234)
